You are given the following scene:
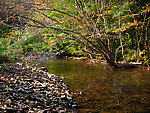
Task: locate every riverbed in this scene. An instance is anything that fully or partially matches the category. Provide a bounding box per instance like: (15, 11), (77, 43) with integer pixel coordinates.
(35, 59), (150, 112)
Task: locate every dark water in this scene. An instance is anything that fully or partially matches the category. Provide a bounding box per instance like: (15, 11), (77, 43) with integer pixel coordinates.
(35, 59), (150, 113)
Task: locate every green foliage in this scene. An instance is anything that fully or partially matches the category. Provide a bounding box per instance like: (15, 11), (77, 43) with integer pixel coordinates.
(0, 23), (12, 38)
(0, 0), (150, 66)
(125, 49), (137, 62)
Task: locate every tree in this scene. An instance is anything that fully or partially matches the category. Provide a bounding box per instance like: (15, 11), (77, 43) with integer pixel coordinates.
(1, 0), (150, 68)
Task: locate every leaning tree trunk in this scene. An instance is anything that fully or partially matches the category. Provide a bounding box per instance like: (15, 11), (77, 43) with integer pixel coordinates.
(95, 38), (136, 68)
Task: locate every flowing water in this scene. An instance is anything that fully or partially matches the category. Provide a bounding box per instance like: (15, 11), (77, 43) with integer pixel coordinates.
(35, 59), (150, 113)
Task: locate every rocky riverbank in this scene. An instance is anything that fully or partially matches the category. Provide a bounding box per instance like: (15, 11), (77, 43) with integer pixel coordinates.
(0, 63), (78, 113)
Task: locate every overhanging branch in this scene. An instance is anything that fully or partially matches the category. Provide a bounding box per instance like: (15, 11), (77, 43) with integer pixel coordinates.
(27, 24), (80, 34)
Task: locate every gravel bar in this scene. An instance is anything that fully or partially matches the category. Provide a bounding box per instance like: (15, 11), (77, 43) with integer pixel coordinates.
(0, 63), (79, 113)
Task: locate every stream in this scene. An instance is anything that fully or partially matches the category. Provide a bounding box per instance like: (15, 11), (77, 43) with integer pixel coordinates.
(35, 59), (150, 112)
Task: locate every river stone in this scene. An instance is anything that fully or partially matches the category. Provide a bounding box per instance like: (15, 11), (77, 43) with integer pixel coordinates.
(0, 63), (79, 113)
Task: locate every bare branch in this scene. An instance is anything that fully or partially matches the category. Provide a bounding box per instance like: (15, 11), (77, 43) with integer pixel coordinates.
(27, 24), (80, 34)
(37, 7), (81, 22)
(82, 49), (102, 56)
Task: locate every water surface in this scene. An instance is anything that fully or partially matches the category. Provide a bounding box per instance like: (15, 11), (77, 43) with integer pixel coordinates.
(35, 59), (150, 112)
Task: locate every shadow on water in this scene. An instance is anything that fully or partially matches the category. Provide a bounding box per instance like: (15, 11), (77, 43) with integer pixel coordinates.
(35, 59), (150, 113)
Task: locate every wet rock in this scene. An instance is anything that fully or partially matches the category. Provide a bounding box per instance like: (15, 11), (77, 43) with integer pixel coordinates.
(5, 99), (12, 105)
(39, 67), (48, 72)
(18, 87), (34, 94)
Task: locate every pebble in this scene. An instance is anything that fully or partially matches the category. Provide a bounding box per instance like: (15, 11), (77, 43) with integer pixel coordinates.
(0, 63), (79, 112)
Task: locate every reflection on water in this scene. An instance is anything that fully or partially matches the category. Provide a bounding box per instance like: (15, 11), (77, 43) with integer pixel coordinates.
(35, 59), (150, 112)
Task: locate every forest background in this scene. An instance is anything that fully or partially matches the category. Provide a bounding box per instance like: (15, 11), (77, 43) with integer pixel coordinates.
(0, 0), (150, 68)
